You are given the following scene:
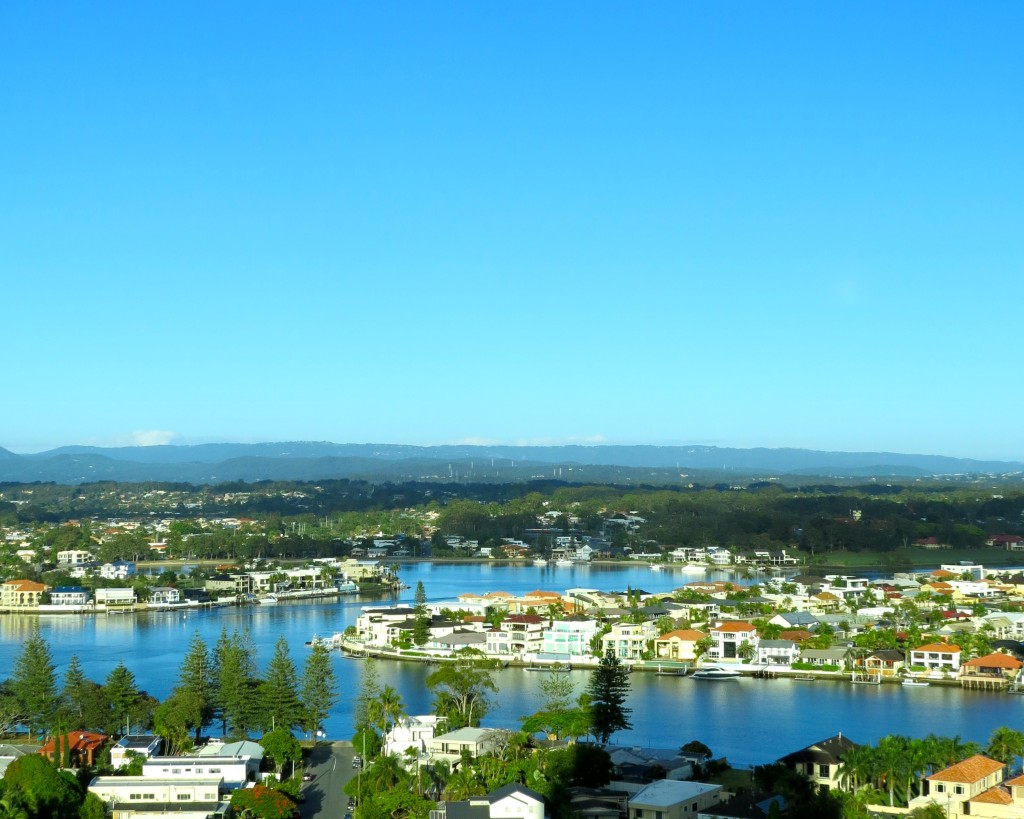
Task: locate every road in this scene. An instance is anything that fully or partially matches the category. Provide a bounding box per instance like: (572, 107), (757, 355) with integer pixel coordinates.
(299, 742), (356, 819)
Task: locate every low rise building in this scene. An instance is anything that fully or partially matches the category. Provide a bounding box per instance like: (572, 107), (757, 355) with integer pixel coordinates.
(778, 733), (860, 793)
(628, 778), (723, 819)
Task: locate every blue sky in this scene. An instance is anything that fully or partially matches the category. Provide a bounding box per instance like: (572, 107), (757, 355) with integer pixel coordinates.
(3, 3), (1022, 460)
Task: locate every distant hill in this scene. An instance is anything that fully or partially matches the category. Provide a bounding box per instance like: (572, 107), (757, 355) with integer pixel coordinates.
(0, 441), (1021, 485)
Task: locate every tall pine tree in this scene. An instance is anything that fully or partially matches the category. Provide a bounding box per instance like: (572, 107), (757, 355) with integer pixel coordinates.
(301, 642), (337, 744)
(412, 581), (431, 646)
(260, 635), (303, 733)
(586, 651), (632, 744)
(12, 625), (57, 739)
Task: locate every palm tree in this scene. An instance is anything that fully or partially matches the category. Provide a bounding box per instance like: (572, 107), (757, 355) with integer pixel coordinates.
(444, 766), (483, 801)
(987, 726), (1024, 772)
(839, 745), (877, 792)
(369, 684), (406, 738)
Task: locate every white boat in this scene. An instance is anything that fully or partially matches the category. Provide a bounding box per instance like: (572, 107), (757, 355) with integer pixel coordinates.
(533, 558), (548, 566)
(650, 564), (662, 571)
(555, 559), (573, 567)
(902, 678), (930, 687)
(691, 665), (741, 680)
(259, 594), (279, 605)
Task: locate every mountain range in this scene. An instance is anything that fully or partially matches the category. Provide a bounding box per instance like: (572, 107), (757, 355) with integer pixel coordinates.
(0, 442), (1021, 485)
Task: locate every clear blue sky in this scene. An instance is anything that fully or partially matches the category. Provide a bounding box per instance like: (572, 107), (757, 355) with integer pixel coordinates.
(3, 3), (1022, 460)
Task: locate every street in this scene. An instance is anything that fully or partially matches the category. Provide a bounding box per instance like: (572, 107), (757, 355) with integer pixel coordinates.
(299, 742), (356, 819)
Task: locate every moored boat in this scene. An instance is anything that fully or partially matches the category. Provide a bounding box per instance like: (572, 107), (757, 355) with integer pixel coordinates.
(691, 665), (741, 680)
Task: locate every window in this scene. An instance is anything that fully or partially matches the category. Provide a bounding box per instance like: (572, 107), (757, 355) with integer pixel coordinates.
(818, 764), (829, 778)
(177, 794), (193, 801)
(935, 784), (945, 793)
(955, 786), (964, 795)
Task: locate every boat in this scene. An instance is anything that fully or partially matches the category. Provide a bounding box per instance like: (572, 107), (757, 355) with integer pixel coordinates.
(533, 558), (548, 566)
(554, 559), (573, 567)
(650, 564), (662, 571)
(793, 675), (817, 682)
(902, 678), (930, 687)
(691, 665), (741, 680)
(525, 663), (572, 672)
(259, 594), (279, 605)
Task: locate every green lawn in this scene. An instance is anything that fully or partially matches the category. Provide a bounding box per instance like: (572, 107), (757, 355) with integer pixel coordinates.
(812, 547), (1020, 571)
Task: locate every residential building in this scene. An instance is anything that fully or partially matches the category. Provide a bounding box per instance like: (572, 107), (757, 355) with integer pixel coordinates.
(383, 715), (446, 757)
(49, 586), (90, 607)
(96, 588), (137, 608)
(148, 587), (181, 606)
(543, 617), (601, 657)
(87, 775), (225, 819)
(755, 639), (800, 667)
(853, 650), (906, 680)
(0, 579), (48, 609)
(628, 779), (723, 819)
(486, 615), (547, 656)
(654, 629), (707, 662)
(111, 736), (163, 769)
(57, 549), (94, 566)
(40, 732), (109, 767)
(99, 561), (137, 580)
(430, 727), (498, 761)
(910, 643), (962, 673)
(778, 734), (860, 793)
(430, 784), (545, 819)
(707, 621), (759, 663)
(910, 755), (1006, 817)
(960, 653), (1023, 686)
(602, 622), (657, 661)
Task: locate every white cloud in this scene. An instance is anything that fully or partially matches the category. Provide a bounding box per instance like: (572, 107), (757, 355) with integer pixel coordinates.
(129, 430), (177, 447)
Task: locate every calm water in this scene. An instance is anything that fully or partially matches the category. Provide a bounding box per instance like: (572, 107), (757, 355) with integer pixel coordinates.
(1, 562), (1020, 767)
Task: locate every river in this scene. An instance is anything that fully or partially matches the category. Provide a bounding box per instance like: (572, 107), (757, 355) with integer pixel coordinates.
(1, 562), (1020, 767)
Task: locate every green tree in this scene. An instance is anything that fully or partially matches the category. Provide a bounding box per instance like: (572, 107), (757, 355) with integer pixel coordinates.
(174, 633), (215, 741)
(426, 658), (497, 729)
(58, 656), (88, 729)
(1, 756), (82, 819)
(412, 581), (431, 647)
(214, 629), (260, 738)
(260, 635), (304, 733)
(260, 727), (303, 778)
(11, 627), (57, 740)
(986, 726), (1024, 771)
(586, 651), (632, 744)
(103, 663), (141, 735)
(301, 643), (338, 743)
(369, 685), (405, 736)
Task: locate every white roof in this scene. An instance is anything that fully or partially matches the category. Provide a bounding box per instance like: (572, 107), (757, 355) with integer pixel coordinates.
(630, 779), (720, 807)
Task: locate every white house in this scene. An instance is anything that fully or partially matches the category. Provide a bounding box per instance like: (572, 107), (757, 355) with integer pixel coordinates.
(542, 617), (600, 657)
(148, 587), (181, 606)
(111, 735), (163, 769)
(629, 779), (723, 819)
(96, 588), (137, 608)
(383, 715), (446, 758)
(49, 586), (90, 607)
(756, 639), (800, 667)
(601, 622), (657, 661)
(910, 643), (962, 673)
(57, 549), (94, 566)
(88, 776), (225, 819)
(430, 727), (499, 761)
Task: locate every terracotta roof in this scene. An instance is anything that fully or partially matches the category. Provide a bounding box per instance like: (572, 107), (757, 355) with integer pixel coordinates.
(1004, 773), (1024, 786)
(482, 591), (514, 599)
(524, 590), (562, 600)
(914, 643), (961, 653)
(781, 629), (814, 642)
(1, 579), (47, 591)
(926, 755), (1004, 784)
(713, 621), (757, 633)
(963, 653), (1023, 669)
(40, 731), (108, 755)
(971, 786), (1012, 805)
(813, 592), (840, 601)
(931, 569), (957, 578)
(657, 629), (706, 641)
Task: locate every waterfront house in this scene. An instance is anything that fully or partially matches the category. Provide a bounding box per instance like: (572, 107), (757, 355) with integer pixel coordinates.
(48, 586), (90, 608)
(602, 622), (657, 661)
(798, 648), (847, 669)
(111, 735), (163, 769)
(910, 642), (962, 673)
(487, 614), (548, 656)
(959, 652), (1023, 687)
(627, 779), (723, 819)
(755, 639), (800, 667)
(148, 587), (181, 606)
(88, 775), (225, 819)
(430, 631), (488, 653)
(0, 579), (48, 609)
(707, 621), (759, 664)
(543, 616), (601, 657)
(768, 611), (820, 630)
(41, 731), (109, 767)
(654, 629), (707, 662)
(910, 755), (1006, 816)
(778, 734), (859, 793)
(356, 605), (417, 644)
(96, 587), (137, 608)
(852, 649), (906, 679)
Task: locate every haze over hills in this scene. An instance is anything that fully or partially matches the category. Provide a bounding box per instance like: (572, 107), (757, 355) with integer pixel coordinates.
(0, 442), (1021, 485)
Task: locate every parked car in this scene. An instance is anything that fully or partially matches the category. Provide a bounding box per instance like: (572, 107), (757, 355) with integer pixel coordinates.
(352, 755), (362, 769)
(302, 772), (314, 782)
